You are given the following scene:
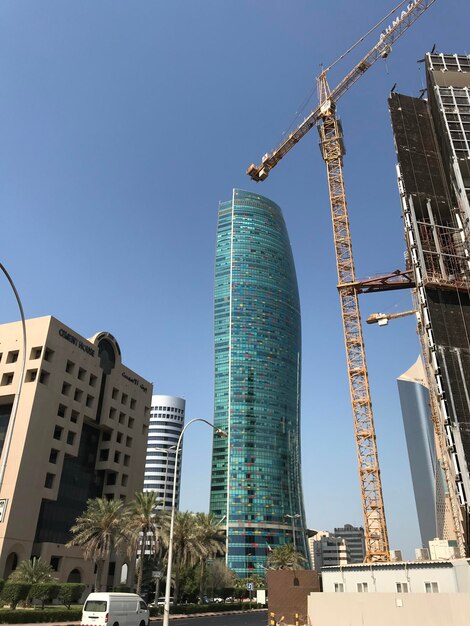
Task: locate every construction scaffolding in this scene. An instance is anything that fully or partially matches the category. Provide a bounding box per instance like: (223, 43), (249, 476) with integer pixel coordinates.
(389, 54), (470, 554)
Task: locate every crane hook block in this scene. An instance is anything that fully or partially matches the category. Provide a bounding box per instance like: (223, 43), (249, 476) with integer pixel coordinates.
(247, 163), (269, 182)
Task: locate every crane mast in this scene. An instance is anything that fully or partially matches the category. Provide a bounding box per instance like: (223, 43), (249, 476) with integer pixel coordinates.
(247, 0), (438, 562)
(318, 96), (389, 560)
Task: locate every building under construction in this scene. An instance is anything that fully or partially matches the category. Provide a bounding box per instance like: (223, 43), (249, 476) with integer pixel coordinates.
(389, 53), (470, 552)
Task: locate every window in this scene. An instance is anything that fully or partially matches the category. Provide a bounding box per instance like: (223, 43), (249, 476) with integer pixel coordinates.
(65, 360), (75, 374)
(25, 369), (37, 383)
(425, 582), (439, 593)
(106, 473), (117, 486)
(99, 449), (109, 462)
(74, 389), (83, 402)
(357, 583), (368, 593)
(71, 410), (79, 424)
(44, 347), (54, 362)
(124, 454), (130, 467)
(1, 373), (14, 386)
(334, 583), (344, 592)
(50, 556), (61, 571)
(58, 404), (66, 418)
(84, 600), (106, 612)
(67, 431), (75, 445)
(112, 388), (118, 400)
(396, 582), (409, 593)
(114, 451), (121, 463)
(78, 367), (86, 381)
(121, 474), (128, 487)
(62, 382), (71, 396)
(45, 473), (55, 488)
(130, 398), (136, 410)
(116, 432), (123, 444)
(126, 436), (133, 448)
(109, 407), (116, 420)
(121, 393), (128, 406)
(86, 395), (94, 408)
(30, 347), (42, 360)
(49, 449), (59, 464)
(101, 431), (111, 442)
(119, 412), (126, 425)
(53, 426), (63, 441)
(39, 370), (50, 385)
(89, 373), (97, 387)
(128, 417), (134, 429)
(6, 351), (19, 364)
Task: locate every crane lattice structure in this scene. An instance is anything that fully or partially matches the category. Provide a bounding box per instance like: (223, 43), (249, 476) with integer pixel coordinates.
(247, 0), (437, 562)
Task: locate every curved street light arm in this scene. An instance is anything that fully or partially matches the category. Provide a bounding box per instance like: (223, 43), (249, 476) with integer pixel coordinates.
(0, 263), (27, 491)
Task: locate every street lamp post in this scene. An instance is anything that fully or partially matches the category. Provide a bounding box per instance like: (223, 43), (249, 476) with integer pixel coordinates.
(284, 514), (301, 552)
(162, 418), (227, 626)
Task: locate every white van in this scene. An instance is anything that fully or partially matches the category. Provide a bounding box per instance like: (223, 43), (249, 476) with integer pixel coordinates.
(81, 593), (149, 626)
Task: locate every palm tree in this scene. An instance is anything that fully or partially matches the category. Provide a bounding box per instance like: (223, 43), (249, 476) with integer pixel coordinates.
(67, 498), (131, 591)
(158, 511), (203, 604)
(267, 543), (306, 570)
(9, 557), (55, 583)
(193, 513), (226, 600)
(127, 491), (162, 595)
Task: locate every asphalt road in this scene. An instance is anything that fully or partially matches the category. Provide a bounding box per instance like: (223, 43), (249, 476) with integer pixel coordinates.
(151, 610), (268, 626)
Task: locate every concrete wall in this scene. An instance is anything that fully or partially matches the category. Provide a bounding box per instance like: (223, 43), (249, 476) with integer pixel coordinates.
(308, 592), (470, 626)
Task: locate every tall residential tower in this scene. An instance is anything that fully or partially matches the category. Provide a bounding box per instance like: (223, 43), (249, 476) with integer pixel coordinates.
(397, 357), (447, 547)
(209, 189), (308, 577)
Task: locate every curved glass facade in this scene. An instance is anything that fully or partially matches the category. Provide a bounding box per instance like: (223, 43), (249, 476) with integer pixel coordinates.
(210, 189), (308, 577)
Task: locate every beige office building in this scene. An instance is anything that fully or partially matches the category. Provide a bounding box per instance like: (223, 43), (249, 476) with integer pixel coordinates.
(0, 316), (152, 589)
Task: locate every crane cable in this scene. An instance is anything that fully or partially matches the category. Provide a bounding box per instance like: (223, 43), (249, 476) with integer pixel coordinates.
(281, 0), (412, 143)
(324, 0), (411, 75)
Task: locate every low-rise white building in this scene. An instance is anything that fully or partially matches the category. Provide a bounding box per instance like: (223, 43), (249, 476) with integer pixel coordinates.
(309, 560), (470, 626)
(321, 559), (470, 594)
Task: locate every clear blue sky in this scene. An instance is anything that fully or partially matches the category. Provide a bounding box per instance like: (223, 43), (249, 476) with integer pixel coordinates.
(1, 1), (469, 559)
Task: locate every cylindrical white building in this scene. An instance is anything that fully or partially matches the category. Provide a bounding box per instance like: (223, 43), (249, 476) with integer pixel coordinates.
(144, 394), (185, 510)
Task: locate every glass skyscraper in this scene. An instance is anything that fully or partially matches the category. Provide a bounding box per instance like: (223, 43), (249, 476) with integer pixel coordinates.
(209, 189), (308, 577)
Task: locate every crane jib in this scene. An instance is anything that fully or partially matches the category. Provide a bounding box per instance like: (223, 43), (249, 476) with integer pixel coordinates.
(247, 0), (435, 182)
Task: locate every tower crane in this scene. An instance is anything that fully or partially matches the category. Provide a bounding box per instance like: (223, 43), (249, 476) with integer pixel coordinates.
(247, 0), (437, 562)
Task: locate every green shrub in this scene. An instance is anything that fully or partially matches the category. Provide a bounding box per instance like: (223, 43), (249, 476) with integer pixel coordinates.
(147, 602), (263, 617)
(1, 583), (31, 609)
(57, 583), (86, 609)
(0, 581), (4, 595)
(29, 583), (61, 608)
(0, 608), (82, 623)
